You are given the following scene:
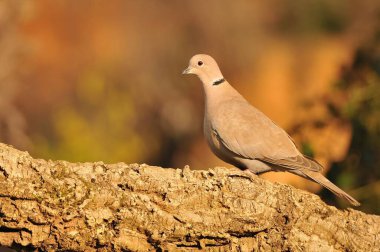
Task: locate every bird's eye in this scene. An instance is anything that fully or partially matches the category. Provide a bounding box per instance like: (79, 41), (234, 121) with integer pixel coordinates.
(197, 61), (203, 66)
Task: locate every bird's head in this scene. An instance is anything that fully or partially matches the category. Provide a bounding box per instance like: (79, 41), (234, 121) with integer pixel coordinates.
(183, 54), (224, 85)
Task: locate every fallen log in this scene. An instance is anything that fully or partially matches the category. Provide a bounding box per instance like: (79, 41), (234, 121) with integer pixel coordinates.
(0, 143), (378, 251)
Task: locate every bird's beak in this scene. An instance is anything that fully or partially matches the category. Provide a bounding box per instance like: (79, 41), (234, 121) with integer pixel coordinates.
(182, 66), (193, 75)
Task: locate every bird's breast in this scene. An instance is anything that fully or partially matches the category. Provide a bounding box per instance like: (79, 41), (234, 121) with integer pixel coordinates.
(203, 116), (222, 152)
(203, 116), (243, 167)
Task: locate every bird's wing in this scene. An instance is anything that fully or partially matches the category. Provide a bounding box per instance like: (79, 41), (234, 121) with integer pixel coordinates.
(212, 100), (323, 172)
(259, 155), (323, 172)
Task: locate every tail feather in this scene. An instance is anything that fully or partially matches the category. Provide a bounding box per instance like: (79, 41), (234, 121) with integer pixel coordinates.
(301, 170), (360, 206)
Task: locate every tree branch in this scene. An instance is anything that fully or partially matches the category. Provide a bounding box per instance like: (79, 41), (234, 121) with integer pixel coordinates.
(0, 143), (378, 251)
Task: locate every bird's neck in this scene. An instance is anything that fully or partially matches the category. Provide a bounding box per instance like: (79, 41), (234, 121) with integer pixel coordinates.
(203, 80), (242, 110)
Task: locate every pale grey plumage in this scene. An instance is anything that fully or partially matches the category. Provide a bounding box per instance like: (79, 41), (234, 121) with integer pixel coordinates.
(183, 54), (360, 206)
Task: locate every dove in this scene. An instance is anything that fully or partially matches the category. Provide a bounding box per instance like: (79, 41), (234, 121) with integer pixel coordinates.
(183, 54), (360, 206)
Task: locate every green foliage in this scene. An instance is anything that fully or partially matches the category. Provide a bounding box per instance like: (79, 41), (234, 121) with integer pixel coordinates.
(34, 70), (146, 163)
(334, 35), (380, 213)
(277, 0), (348, 35)
(301, 141), (315, 158)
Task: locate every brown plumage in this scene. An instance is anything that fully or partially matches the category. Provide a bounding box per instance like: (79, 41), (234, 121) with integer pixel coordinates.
(183, 54), (360, 206)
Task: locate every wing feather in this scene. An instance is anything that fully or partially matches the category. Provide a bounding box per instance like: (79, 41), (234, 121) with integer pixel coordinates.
(212, 99), (323, 172)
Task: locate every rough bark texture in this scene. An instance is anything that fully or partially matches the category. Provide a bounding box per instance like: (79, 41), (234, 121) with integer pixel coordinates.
(0, 143), (379, 251)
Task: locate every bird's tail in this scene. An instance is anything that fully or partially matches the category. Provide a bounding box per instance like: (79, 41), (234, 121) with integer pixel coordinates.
(300, 169), (360, 206)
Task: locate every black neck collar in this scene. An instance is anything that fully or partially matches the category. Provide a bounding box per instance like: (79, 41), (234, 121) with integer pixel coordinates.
(213, 78), (225, 85)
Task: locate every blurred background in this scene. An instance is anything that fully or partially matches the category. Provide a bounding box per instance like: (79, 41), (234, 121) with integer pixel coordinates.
(0, 0), (379, 213)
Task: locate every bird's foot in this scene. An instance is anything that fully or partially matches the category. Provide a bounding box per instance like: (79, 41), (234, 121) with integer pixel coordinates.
(227, 169), (256, 182)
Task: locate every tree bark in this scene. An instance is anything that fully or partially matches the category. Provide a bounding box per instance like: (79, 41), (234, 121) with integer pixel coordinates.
(0, 143), (379, 251)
